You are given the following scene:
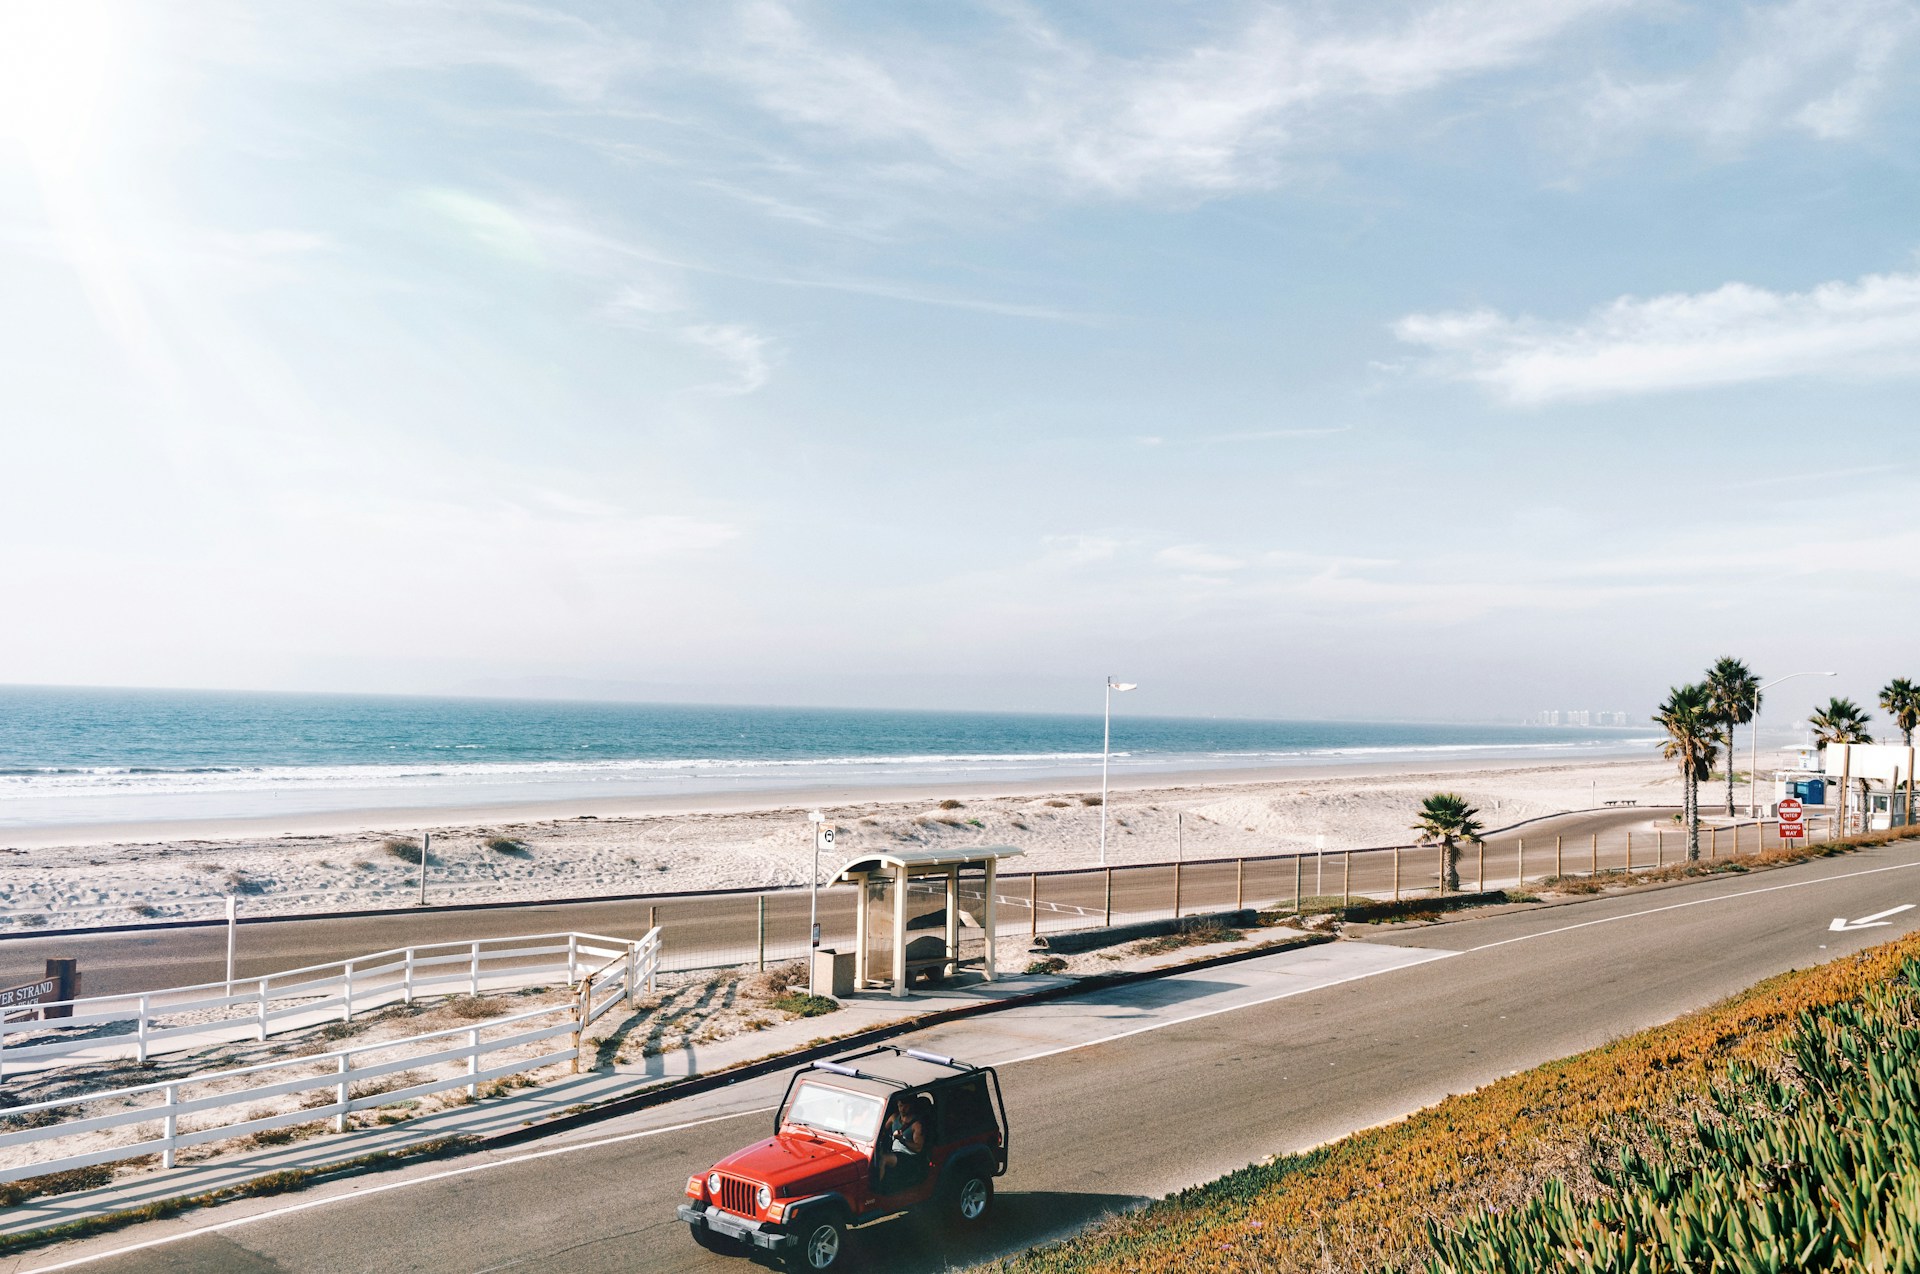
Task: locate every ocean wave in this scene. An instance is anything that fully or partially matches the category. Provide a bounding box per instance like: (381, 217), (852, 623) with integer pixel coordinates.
(0, 737), (1660, 803)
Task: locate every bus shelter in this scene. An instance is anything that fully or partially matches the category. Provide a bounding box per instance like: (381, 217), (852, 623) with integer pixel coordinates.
(833, 846), (1024, 998)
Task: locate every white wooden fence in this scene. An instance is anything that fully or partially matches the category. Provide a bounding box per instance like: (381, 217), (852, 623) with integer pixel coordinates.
(0, 929), (659, 1078)
(0, 927), (660, 1184)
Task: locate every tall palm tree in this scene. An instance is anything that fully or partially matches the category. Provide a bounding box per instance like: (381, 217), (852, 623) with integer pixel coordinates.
(1879, 678), (1920, 747)
(1412, 793), (1485, 892)
(1654, 683), (1718, 861)
(1705, 656), (1761, 818)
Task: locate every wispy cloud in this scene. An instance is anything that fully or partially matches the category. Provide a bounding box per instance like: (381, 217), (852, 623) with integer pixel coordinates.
(1393, 262), (1920, 403)
(1581, 0), (1920, 145)
(1211, 426), (1351, 442)
(682, 322), (774, 395)
(1155, 545), (1246, 573)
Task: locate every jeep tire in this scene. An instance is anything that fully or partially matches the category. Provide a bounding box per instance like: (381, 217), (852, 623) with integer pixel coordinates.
(784, 1214), (848, 1271)
(946, 1164), (994, 1228)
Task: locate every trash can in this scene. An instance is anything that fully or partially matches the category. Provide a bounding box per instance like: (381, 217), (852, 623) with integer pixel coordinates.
(812, 948), (855, 999)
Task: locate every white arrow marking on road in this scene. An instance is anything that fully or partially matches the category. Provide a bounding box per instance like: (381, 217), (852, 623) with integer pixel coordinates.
(1829, 904), (1916, 932)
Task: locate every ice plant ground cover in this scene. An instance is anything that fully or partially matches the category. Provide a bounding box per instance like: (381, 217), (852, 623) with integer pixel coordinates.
(975, 843), (1920, 1274)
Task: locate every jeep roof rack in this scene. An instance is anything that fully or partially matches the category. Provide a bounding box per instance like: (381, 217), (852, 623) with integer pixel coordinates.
(802, 1044), (985, 1086)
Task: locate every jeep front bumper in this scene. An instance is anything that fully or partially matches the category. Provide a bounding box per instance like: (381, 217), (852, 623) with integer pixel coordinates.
(678, 1202), (795, 1251)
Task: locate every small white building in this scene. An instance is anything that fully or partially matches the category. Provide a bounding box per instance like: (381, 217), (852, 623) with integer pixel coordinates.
(1817, 743), (1918, 833)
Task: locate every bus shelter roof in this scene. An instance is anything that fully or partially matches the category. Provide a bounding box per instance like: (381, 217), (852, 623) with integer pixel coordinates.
(833, 845), (1025, 880)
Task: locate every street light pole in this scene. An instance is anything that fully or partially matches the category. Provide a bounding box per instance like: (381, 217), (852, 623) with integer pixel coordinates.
(1099, 677), (1137, 867)
(807, 810), (828, 996)
(1749, 671), (1838, 817)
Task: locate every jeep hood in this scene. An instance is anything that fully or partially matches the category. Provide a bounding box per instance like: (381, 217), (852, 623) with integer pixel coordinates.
(715, 1133), (866, 1191)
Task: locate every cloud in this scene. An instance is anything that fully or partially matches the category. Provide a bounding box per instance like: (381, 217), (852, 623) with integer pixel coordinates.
(716, 0), (1621, 198)
(1393, 263), (1920, 403)
(1581, 0), (1920, 145)
(682, 322), (774, 394)
(1155, 545), (1246, 573)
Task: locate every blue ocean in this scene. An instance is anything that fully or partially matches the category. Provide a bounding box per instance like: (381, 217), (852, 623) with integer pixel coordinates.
(0, 685), (1656, 829)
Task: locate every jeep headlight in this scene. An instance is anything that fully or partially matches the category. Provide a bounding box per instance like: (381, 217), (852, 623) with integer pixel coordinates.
(708, 1172), (722, 1196)
(757, 1184), (772, 1210)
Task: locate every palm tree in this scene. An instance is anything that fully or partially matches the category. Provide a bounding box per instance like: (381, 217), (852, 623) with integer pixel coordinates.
(1812, 697), (1875, 831)
(1880, 678), (1920, 747)
(1811, 697), (1873, 746)
(1654, 683), (1718, 861)
(1412, 793), (1484, 893)
(1705, 656), (1760, 818)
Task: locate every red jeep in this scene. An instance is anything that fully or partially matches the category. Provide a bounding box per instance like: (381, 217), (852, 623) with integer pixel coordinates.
(677, 1046), (1009, 1270)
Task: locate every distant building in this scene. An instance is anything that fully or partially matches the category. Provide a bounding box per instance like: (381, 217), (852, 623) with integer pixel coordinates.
(1567, 710), (1590, 727)
(1536, 710), (1560, 726)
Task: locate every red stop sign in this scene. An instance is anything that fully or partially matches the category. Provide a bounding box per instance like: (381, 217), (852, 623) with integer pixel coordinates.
(1779, 797), (1805, 821)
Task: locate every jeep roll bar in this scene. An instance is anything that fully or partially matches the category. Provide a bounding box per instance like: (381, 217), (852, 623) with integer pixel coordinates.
(777, 1046), (1010, 1168)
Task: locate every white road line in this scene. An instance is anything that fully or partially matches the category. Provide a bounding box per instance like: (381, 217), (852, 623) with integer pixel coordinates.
(19, 1108), (777, 1274)
(22, 944), (1452, 1271)
(1466, 857), (1920, 953)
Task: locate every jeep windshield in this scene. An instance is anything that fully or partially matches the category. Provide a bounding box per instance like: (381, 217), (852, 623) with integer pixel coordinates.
(781, 1080), (884, 1143)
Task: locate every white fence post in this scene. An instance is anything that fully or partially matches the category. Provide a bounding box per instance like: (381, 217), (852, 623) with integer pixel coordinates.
(342, 961), (354, 1023)
(467, 1027), (480, 1099)
(626, 943), (638, 1006)
(567, 934), (578, 987)
(162, 1083), (179, 1169)
(136, 994), (151, 1064)
(648, 931), (658, 994)
(470, 942), (481, 995)
(571, 981), (587, 1074)
(256, 977), (269, 1042)
(404, 948), (415, 1004)
(334, 1053), (351, 1133)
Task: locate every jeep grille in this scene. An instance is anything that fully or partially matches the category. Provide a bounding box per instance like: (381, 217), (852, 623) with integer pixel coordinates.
(715, 1174), (759, 1217)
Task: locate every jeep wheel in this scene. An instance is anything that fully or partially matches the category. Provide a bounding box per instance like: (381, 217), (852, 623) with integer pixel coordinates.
(948, 1169), (993, 1227)
(785, 1216), (847, 1271)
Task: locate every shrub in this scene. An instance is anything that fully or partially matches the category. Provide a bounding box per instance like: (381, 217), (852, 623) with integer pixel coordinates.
(222, 871), (267, 896)
(484, 837), (528, 855)
(746, 962), (808, 1000)
(939, 799), (964, 810)
(770, 992), (839, 1018)
(126, 903), (161, 919)
(1025, 957), (1068, 975)
(1045, 800), (1070, 808)
(1079, 795), (1103, 806)
(442, 995), (506, 1020)
(382, 839), (423, 865)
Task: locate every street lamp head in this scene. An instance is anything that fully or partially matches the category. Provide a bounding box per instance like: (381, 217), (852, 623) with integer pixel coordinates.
(808, 810), (825, 823)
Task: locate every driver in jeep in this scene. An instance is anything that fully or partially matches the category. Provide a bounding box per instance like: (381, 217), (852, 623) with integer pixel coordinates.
(878, 1095), (930, 1193)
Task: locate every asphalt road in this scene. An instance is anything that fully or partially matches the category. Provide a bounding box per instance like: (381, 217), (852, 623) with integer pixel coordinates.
(0, 808), (1666, 997)
(15, 831), (1919, 1274)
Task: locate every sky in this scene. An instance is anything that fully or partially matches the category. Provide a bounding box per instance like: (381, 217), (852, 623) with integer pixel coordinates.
(2, 1), (1918, 726)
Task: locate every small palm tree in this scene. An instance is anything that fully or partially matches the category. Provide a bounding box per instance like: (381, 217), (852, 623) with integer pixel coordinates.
(1811, 697), (1874, 746)
(1654, 683), (1718, 861)
(1412, 793), (1484, 893)
(1705, 656), (1760, 818)
(1880, 679), (1920, 747)
(1812, 697), (1875, 831)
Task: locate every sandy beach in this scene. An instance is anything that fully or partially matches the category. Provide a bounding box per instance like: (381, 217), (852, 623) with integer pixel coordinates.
(0, 753), (1691, 931)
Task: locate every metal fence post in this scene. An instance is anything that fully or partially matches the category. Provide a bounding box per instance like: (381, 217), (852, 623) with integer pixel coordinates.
(1029, 873), (1039, 940)
(1293, 855), (1302, 913)
(404, 948), (415, 1005)
(257, 977), (268, 1042)
(1392, 846), (1401, 902)
(1625, 831), (1633, 873)
(467, 1027), (480, 1099)
(1657, 829), (1665, 869)
(1235, 858), (1244, 910)
(342, 961), (354, 1023)
(1710, 826), (1718, 861)
(1172, 862), (1182, 919)
(1343, 851), (1351, 910)
(334, 1054), (350, 1133)
(136, 994), (150, 1064)
(1476, 841), (1485, 893)
(1104, 867), (1113, 927)
(1590, 833), (1598, 878)
(1555, 835), (1563, 878)
(1517, 838), (1525, 887)
(162, 1083), (179, 1169)
(756, 896), (767, 972)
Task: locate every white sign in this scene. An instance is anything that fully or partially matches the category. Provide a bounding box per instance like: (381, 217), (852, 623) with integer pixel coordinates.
(816, 826), (835, 852)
